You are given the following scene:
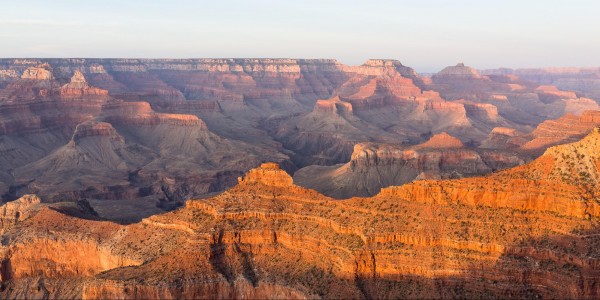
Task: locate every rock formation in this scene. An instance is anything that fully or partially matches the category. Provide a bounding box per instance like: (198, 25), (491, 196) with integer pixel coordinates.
(522, 110), (600, 151)
(2, 58), (600, 219)
(429, 63), (599, 128)
(0, 194), (40, 233)
(20, 65), (53, 81)
(0, 61), (290, 220)
(432, 62), (483, 80)
(480, 127), (528, 149)
(237, 162), (294, 187)
(273, 64), (487, 166)
(414, 132), (464, 149)
(294, 133), (526, 198)
(59, 70), (109, 97)
(482, 67), (600, 102)
(1, 130), (600, 298)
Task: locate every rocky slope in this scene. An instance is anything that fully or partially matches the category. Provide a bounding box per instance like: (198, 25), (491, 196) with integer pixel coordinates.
(2, 59), (588, 167)
(429, 63), (599, 128)
(521, 110), (600, 152)
(294, 133), (526, 198)
(479, 127), (528, 150)
(0, 63), (289, 221)
(293, 107), (600, 199)
(274, 63), (485, 166)
(1, 129), (600, 298)
(1, 58), (599, 218)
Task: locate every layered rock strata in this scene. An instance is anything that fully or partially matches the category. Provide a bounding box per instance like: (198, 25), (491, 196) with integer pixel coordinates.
(0, 65), (289, 218)
(1, 58), (599, 214)
(1, 129), (600, 298)
(294, 133), (526, 198)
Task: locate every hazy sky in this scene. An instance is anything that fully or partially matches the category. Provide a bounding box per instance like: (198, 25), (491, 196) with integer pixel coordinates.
(1, 0), (599, 72)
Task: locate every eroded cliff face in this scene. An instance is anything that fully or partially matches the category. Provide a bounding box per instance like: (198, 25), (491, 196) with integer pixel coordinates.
(2, 130), (600, 299)
(271, 61), (599, 168)
(428, 63), (599, 128)
(480, 127), (528, 149)
(1, 58), (599, 219)
(3, 58), (567, 170)
(294, 133), (526, 198)
(0, 194), (40, 233)
(59, 70), (109, 97)
(0, 65), (289, 214)
(523, 110), (600, 151)
(273, 65), (483, 166)
(384, 128), (600, 218)
(20, 66), (53, 81)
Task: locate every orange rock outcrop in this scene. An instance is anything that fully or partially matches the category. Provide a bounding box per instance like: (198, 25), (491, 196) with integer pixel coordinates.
(523, 110), (600, 151)
(0, 194), (40, 233)
(20, 65), (53, 81)
(1, 129), (600, 298)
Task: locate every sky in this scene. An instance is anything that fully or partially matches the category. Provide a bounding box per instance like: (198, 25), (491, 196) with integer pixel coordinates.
(1, 0), (599, 72)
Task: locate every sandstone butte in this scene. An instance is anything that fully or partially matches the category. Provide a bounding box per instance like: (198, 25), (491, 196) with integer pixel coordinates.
(59, 70), (109, 97)
(292, 132), (525, 198)
(1, 128), (600, 299)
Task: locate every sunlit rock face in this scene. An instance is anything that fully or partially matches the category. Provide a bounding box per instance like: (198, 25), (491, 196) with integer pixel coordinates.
(0, 58), (599, 221)
(522, 110), (600, 151)
(2, 131), (600, 298)
(20, 66), (53, 81)
(1, 58), (600, 299)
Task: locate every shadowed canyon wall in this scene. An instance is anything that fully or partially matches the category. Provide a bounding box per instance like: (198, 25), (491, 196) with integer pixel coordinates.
(1, 58), (600, 223)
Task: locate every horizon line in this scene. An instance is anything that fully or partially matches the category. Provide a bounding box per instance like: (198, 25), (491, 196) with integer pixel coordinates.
(2, 57), (600, 73)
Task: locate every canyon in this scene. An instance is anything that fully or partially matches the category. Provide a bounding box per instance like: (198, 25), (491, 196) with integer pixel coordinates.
(1, 128), (599, 298)
(1, 58), (600, 221)
(1, 58), (600, 298)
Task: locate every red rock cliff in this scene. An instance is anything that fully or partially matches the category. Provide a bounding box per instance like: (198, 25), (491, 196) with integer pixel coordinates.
(3, 132), (599, 298)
